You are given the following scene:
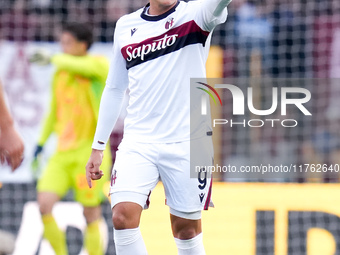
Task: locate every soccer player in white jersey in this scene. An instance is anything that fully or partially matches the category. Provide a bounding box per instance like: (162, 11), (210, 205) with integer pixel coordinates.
(86, 0), (232, 254)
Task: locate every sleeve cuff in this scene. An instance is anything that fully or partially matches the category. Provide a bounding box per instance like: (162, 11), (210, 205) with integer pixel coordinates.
(92, 140), (107, 151)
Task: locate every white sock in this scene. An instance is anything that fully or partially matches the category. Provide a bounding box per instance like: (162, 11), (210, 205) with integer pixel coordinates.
(174, 233), (206, 255)
(113, 227), (148, 255)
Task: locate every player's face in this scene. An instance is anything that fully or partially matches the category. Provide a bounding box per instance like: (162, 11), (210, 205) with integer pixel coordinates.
(60, 32), (87, 56)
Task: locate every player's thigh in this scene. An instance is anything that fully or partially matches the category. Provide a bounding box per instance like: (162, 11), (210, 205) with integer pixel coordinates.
(110, 141), (160, 210)
(73, 146), (112, 207)
(159, 136), (214, 213)
(37, 151), (71, 198)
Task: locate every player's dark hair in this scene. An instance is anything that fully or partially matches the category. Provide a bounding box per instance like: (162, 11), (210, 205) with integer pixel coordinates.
(62, 22), (93, 50)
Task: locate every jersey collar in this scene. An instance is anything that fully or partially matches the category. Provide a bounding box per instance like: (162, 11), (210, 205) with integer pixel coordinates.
(141, 1), (180, 21)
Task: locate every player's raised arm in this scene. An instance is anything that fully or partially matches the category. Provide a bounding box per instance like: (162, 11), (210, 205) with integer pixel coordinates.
(197, 0), (232, 32)
(86, 19), (128, 188)
(51, 54), (109, 83)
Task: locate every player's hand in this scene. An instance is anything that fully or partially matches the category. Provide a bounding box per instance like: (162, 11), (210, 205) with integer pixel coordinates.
(28, 49), (51, 66)
(86, 149), (104, 188)
(0, 125), (24, 171)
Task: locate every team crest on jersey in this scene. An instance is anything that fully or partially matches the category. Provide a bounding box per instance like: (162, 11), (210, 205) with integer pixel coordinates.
(165, 17), (174, 30)
(111, 169), (117, 185)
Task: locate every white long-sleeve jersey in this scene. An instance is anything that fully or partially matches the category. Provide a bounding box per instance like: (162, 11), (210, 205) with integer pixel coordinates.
(92, 0), (231, 150)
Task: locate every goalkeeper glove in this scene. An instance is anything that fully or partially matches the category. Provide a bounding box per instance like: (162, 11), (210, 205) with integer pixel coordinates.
(28, 49), (51, 66)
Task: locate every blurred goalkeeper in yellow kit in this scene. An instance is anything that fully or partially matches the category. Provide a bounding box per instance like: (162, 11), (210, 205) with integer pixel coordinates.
(31, 22), (111, 255)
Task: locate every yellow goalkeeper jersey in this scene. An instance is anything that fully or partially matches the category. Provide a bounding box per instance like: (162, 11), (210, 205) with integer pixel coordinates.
(38, 54), (109, 151)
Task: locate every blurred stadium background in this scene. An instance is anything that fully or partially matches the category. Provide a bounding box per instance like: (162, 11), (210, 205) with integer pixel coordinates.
(1, 0), (340, 254)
